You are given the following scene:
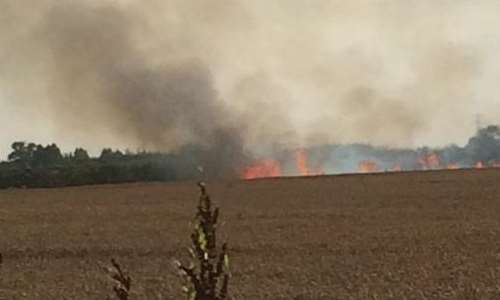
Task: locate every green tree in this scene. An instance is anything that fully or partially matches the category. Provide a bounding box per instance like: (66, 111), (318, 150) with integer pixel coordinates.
(32, 144), (63, 167)
(100, 148), (124, 161)
(73, 148), (90, 161)
(7, 142), (36, 165)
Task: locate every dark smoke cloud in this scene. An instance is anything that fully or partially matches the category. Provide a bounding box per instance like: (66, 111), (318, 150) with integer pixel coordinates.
(1, 1), (254, 176)
(2, 0), (500, 174)
(43, 3), (234, 148)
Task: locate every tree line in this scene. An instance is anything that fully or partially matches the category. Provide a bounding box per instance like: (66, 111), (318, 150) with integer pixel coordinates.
(0, 142), (204, 189)
(2, 125), (499, 189)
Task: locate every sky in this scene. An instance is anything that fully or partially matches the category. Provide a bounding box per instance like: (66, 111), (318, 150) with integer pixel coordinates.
(1, 0), (500, 160)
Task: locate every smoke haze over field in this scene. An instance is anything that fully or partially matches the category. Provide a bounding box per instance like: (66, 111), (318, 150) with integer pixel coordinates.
(2, 0), (500, 171)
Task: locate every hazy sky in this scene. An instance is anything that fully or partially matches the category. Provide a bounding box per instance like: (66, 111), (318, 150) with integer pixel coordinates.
(1, 0), (500, 160)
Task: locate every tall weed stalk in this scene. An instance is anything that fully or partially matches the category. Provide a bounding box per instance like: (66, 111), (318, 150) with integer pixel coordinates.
(175, 182), (230, 300)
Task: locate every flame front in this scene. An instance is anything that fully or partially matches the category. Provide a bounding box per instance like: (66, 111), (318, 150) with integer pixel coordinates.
(242, 159), (282, 179)
(241, 149), (499, 180)
(418, 153), (441, 170)
(358, 160), (379, 173)
(295, 149), (323, 176)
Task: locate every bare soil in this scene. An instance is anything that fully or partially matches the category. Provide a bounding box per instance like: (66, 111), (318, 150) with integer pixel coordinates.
(1, 169), (500, 299)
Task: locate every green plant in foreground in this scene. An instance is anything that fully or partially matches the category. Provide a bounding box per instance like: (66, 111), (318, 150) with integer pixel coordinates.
(175, 182), (230, 300)
(104, 258), (132, 300)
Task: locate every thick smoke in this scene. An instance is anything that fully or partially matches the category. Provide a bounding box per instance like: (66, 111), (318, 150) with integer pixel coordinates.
(43, 2), (252, 176)
(2, 0), (500, 175)
(1, 1), (253, 176)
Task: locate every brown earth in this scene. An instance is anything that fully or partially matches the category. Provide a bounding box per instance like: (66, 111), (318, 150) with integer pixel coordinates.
(1, 169), (500, 299)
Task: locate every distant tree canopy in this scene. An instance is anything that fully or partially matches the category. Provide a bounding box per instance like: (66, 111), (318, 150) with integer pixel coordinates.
(0, 142), (200, 189)
(7, 142), (63, 168)
(8, 142), (37, 164)
(73, 148), (90, 161)
(33, 144), (64, 167)
(99, 148), (124, 161)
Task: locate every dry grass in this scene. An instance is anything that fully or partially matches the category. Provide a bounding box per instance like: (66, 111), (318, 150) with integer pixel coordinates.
(1, 169), (500, 299)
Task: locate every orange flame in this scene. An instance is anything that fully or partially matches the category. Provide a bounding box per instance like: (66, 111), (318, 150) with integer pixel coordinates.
(295, 149), (323, 176)
(418, 153), (441, 170)
(295, 149), (309, 176)
(242, 148), (496, 179)
(243, 159), (282, 179)
(358, 160), (379, 173)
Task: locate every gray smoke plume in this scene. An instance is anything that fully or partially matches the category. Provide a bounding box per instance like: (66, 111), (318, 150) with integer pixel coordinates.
(2, 0), (500, 175)
(1, 1), (255, 176)
(43, 2), (242, 156)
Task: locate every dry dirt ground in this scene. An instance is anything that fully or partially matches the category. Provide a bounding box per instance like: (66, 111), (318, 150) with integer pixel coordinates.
(1, 169), (500, 299)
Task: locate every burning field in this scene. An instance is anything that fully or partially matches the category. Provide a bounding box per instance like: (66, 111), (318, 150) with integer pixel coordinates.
(3, 0), (500, 180)
(1, 168), (500, 299)
(242, 149), (500, 179)
(3, 1), (500, 297)
(242, 125), (500, 179)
